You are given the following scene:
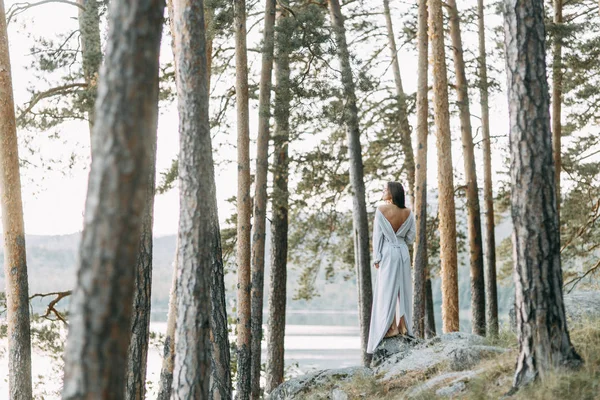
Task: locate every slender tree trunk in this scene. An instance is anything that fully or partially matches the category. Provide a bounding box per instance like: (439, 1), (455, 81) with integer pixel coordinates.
(62, 0), (165, 397)
(552, 0), (562, 215)
(447, 0), (486, 336)
(0, 2), (32, 398)
(233, 0), (253, 397)
(411, 0), (429, 340)
(428, 0), (459, 333)
(204, 6), (231, 400)
(327, 0), (373, 366)
(125, 138), (157, 400)
(171, 0), (226, 397)
(156, 246), (178, 400)
(265, 10), (292, 393)
(477, 0), (498, 337)
(383, 0), (415, 202)
(77, 0), (102, 137)
(251, 0), (276, 397)
(424, 274), (436, 339)
(503, 0), (582, 389)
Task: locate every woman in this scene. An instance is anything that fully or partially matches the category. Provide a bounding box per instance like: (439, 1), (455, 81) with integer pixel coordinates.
(366, 181), (416, 354)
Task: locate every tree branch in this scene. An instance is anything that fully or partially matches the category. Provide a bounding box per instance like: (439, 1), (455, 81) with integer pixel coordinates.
(564, 259), (600, 294)
(7, 0), (84, 24)
(29, 290), (72, 325)
(17, 83), (88, 124)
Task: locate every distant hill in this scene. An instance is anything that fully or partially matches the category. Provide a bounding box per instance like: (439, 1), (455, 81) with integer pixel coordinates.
(0, 211), (515, 330)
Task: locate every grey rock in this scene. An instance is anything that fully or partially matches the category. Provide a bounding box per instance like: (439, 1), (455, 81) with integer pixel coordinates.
(436, 381), (466, 397)
(407, 369), (483, 398)
(375, 333), (500, 381)
(449, 345), (506, 371)
(509, 290), (600, 331)
(267, 366), (372, 400)
(370, 335), (417, 367)
(331, 388), (348, 400)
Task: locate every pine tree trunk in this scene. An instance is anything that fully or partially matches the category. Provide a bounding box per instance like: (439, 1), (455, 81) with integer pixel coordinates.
(411, 0), (429, 340)
(233, 0), (253, 397)
(477, 0), (498, 337)
(251, 0), (276, 397)
(0, 2), (33, 397)
(327, 0), (373, 366)
(171, 0), (226, 397)
(447, 0), (486, 336)
(77, 0), (102, 137)
(424, 275), (436, 339)
(62, 0), (165, 397)
(265, 10), (292, 393)
(156, 247), (178, 400)
(125, 138), (157, 400)
(552, 0), (562, 214)
(503, 0), (582, 388)
(383, 0), (415, 201)
(428, 0), (459, 333)
(205, 6), (231, 400)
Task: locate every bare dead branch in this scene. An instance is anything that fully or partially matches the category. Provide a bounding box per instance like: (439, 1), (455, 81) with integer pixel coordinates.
(29, 290), (72, 326)
(7, 0), (84, 24)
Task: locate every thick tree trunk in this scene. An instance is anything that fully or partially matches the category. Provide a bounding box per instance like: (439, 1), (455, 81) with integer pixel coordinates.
(424, 275), (436, 339)
(156, 247), (178, 400)
(552, 0), (562, 214)
(61, 0), (165, 397)
(265, 10), (292, 394)
(125, 138), (157, 400)
(0, 2), (33, 398)
(447, 0), (486, 337)
(477, 0), (498, 337)
(428, 0), (459, 333)
(383, 0), (415, 202)
(411, 0), (429, 340)
(77, 0), (102, 137)
(251, 0), (276, 397)
(503, 0), (582, 388)
(327, 0), (373, 366)
(171, 0), (227, 397)
(233, 0), (253, 397)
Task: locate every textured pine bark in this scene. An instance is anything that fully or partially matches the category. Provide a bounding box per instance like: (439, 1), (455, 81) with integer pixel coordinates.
(383, 0), (415, 202)
(328, 0), (374, 366)
(251, 0), (276, 397)
(411, 0), (429, 340)
(233, 0), (253, 397)
(265, 10), (292, 393)
(0, 1), (33, 397)
(171, 0), (227, 397)
(552, 0), (562, 214)
(428, 0), (459, 333)
(77, 0), (101, 136)
(156, 249), (178, 400)
(503, 0), (582, 388)
(424, 276), (436, 339)
(125, 136), (157, 400)
(477, 0), (498, 337)
(61, 0), (165, 398)
(447, 0), (486, 337)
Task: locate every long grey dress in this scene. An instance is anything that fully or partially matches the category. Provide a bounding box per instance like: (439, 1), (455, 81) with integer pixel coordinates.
(367, 208), (416, 353)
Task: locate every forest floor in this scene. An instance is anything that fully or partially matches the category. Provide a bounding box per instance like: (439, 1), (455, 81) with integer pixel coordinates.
(293, 317), (600, 399)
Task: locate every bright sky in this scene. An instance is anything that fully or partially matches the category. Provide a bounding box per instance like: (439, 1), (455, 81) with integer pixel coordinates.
(2, 0), (511, 236)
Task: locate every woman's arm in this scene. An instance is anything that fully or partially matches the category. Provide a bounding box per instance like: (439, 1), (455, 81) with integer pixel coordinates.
(372, 211), (384, 267)
(405, 214), (417, 245)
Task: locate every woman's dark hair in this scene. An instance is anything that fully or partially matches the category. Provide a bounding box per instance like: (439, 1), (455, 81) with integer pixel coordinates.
(387, 182), (406, 208)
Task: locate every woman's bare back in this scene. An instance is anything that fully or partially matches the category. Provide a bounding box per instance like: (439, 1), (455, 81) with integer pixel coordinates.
(378, 204), (411, 232)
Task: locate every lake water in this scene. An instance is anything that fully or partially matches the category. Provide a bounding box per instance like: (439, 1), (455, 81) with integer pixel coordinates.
(0, 311), (362, 399)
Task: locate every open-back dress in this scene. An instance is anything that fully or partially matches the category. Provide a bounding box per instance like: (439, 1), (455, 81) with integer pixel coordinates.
(366, 208), (416, 354)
